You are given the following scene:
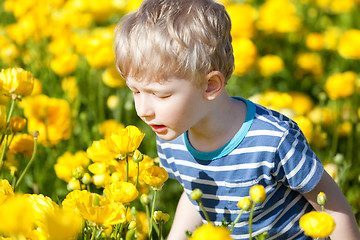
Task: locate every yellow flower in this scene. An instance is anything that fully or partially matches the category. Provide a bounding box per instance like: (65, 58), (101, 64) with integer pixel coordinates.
(102, 65), (126, 88)
(9, 116), (27, 132)
(306, 33), (324, 51)
(61, 76), (79, 102)
(0, 179), (14, 205)
(226, 4), (256, 39)
(92, 173), (111, 187)
(44, 208), (83, 240)
(324, 163), (338, 182)
(88, 162), (108, 175)
(337, 121), (352, 137)
(20, 94), (72, 145)
(141, 166), (169, 189)
(0, 105), (7, 131)
(106, 125), (145, 157)
(256, 0), (301, 34)
(289, 92), (314, 116)
(324, 71), (356, 99)
(237, 197), (251, 211)
(8, 133), (34, 158)
(189, 224), (233, 240)
(86, 139), (118, 164)
(54, 151), (90, 182)
(293, 115), (313, 143)
(153, 211), (170, 224)
(299, 211), (335, 238)
(98, 119), (125, 139)
(0, 194), (36, 236)
(135, 211), (149, 240)
(107, 95), (120, 110)
(308, 107), (335, 127)
(31, 78), (42, 95)
(249, 185), (266, 204)
(50, 52), (79, 76)
(104, 181), (139, 203)
(24, 194), (59, 231)
(257, 55), (284, 77)
(62, 190), (127, 227)
(232, 37), (257, 76)
(295, 52), (323, 79)
(323, 27), (341, 51)
(338, 29), (360, 59)
(0, 68), (34, 95)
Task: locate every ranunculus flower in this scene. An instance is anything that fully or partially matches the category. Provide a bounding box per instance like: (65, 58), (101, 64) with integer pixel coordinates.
(141, 166), (168, 189)
(237, 197), (251, 211)
(106, 125), (145, 157)
(324, 71), (356, 99)
(0, 68), (34, 96)
(249, 185), (266, 204)
(9, 116), (27, 132)
(338, 29), (360, 59)
(257, 54), (284, 77)
(7, 134), (34, 158)
(299, 211), (336, 238)
(189, 224), (233, 240)
(104, 181), (139, 203)
(232, 37), (257, 76)
(50, 52), (79, 76)
(62, 190), (127, 227)
(0, 179), (14, 205)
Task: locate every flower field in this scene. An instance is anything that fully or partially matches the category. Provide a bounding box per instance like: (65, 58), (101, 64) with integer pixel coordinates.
(0, 0), (360, 239)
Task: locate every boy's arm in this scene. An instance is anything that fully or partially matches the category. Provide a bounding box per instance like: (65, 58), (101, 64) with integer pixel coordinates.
(167, 191), (203, 240)
(302, 170), (360, 240)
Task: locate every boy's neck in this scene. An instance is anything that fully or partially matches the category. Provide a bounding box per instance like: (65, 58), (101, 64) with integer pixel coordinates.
(187, 93), (247, 152)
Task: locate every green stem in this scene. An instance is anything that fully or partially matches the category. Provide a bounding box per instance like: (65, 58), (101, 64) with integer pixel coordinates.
(6, 97), (16, 123)
(229, 209), (244, 232)
(0, 134), (8, 172)
(149, 190), (157, 240)
(90, 227), (97, 240)
(198, 199), (211, 223)
(249, 203), (256, 240)
(159, 222), (163, 240)
(15, 136), (38, 189)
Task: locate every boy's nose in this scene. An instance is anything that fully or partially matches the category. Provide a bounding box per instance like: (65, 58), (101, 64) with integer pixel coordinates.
(135, 95), (154, 118)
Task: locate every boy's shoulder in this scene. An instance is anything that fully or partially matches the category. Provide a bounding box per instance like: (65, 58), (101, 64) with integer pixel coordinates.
(250, 100), (299, 133)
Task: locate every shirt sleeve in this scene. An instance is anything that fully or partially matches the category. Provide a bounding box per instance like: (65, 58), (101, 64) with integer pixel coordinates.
(272, 123), (324, 194)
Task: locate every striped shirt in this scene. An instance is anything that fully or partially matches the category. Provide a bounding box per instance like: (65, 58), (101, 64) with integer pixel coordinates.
(157, 97), (324, 239)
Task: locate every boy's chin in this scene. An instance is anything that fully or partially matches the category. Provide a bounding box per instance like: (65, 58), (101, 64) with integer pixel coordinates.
(155, 131), (181, 141)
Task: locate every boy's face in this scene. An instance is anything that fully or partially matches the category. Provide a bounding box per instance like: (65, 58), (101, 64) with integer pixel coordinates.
(126, 76), (208, 141)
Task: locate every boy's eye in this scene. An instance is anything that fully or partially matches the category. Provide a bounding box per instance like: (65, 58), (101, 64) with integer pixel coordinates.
(153, 93), (171, 99)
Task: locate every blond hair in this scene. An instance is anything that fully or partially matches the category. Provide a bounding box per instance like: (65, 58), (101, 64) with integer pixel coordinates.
(114, 0), (234, 83)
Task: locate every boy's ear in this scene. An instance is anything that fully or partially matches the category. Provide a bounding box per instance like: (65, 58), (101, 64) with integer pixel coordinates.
(203, 71), (225, 100)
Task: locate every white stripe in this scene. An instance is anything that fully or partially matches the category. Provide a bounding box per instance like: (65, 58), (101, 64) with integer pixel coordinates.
(293, 153), (319, 191)
(161, 155), (274, 172)
(157, 141), (187, 151)
(255, 114), (287, 132)
(230, 146), (277, 155)
(286, 139), (308, 179)
(246, 130), (283, 137)
(267, 203), (309, 240)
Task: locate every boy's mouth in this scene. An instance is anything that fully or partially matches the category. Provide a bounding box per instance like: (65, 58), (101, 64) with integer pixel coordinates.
(149, 124), (167, 133)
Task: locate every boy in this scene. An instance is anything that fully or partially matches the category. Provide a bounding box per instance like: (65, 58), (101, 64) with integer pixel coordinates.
(113, 0), (360, 239)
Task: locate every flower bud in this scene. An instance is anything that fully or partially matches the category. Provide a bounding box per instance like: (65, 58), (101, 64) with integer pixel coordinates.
(153, 211), (170, 224)
(82, 173), (92, 185)
(132, 149), (144, 163)
(237, 197), (251, 211)
(140, 194), (151, 205)
(9, 116), (26, 132)
(317, 192), (327, 206)
(190, 189), (203, 201)
(249, 185), (266, 204)
(128, 220), (136, 230)
(72, 167), (84, 180)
